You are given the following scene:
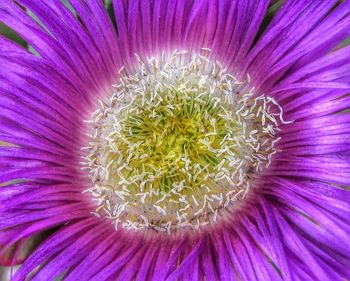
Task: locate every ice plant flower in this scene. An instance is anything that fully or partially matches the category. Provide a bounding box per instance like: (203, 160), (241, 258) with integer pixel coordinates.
(1, 0), (350, 280)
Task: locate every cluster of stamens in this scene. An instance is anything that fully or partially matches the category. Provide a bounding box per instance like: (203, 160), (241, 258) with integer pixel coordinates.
(82, 49), (288, 233)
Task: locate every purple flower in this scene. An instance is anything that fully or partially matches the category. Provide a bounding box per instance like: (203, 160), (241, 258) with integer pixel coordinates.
(1, 0), (350, 280)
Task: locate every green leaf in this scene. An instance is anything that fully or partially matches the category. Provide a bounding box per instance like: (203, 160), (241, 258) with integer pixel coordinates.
(339, 36), (350, 48)
(0, 23), (27, 47)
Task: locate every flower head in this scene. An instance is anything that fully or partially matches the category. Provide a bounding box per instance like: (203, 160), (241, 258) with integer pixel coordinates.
(84, 50), (287, 233)
(1, 0), (350, 280)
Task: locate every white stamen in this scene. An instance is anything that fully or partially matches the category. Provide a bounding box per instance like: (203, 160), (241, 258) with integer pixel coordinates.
(82, 50), (287, 233)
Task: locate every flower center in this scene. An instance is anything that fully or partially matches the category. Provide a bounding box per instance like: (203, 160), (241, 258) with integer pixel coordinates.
(83, 50), (287, 233)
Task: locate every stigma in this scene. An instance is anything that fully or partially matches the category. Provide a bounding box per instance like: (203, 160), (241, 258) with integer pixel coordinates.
(82, 49), (288, 233)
